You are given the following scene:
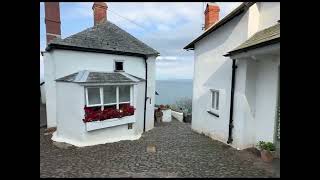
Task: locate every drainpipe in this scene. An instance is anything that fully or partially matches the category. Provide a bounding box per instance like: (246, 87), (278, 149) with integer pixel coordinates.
(227, 59), (237, 144)
(143, 56), (148, 132)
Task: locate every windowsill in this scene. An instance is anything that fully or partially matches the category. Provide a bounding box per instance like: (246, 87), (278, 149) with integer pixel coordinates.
(114, 70), (125, 72)
(207, 110), (219, 117)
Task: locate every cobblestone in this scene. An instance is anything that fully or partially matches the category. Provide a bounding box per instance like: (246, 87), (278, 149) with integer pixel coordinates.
(40, 119), (277, 178)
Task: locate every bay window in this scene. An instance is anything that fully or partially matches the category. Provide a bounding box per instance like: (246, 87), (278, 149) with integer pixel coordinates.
(85, 85), (133, 110)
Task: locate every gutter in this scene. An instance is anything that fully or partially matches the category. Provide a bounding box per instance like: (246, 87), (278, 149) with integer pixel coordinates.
(46, 44), (155, 59)
(227, 59), (237, 144)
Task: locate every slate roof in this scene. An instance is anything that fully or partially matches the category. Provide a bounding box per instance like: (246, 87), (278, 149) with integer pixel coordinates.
(225, 23), (280, 56)
(56, 70), (145, 84)
(184, 2), (255, 50)
(46, 21), (159, 57)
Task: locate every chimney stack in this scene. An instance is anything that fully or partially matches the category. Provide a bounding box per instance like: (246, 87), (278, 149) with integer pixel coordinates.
(92, 2), (108, 26)
(44, 2), (61, 44)
(204, 2), (220, 30)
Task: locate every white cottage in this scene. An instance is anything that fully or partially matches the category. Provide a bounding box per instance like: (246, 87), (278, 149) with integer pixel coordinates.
(184, 2), (280, 150)
(42, 2), (158, 147)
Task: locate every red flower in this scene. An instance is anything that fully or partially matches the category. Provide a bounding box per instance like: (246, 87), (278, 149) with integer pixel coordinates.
(83, 105), (135, 123)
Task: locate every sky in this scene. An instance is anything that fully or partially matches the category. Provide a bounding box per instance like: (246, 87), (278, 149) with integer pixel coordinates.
(40, 2), (241, 81)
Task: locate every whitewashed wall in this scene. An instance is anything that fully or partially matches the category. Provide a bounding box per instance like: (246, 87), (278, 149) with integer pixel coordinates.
(232, 59), (257, 149)
(145, 56), (156, 131)
(254, 55), (280, 144)
(257, 2), (280, 31)
(44, 52), (57, 127)
(162, 109), (172, 122)
(191, 2), (280, 149)
(53, 82), (145, 147)
(192, 11), (250, 144)
(135, 82), (146, 134)
(44, 49), (150, 129)
(40, 85), (46, 104)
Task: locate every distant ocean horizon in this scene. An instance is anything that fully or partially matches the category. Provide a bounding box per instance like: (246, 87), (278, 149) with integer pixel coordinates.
(155, 79), (193, 105)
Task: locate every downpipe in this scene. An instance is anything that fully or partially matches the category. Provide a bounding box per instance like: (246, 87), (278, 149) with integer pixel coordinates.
(143, 56), (148, 132)
(227, 59), (237, 144)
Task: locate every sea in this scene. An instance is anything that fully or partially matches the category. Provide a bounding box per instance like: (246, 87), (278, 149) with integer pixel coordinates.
(155, 79), (193, 105)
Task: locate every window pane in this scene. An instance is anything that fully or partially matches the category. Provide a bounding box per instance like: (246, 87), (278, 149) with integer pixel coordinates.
(212, 91), (215, 109)
(103, 86), (116, 104)
(115, 62), (123, 71)
(119, 85), (130, 102)
(87, 88), (101, 105)
(216, 91), (219, 110)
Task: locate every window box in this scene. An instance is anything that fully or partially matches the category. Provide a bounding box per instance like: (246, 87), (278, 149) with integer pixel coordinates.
(83, 104), (135, 123)
(86, 115), (135, 131)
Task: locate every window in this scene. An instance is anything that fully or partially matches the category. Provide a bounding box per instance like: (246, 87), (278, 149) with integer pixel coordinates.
(87, 88), (101, 106)
(103, 86), (117, 105)
(119, 85), (130, 103)
(209, 89), (219, 116)
(115, 61), (124, 71)
(85, 85), (132, 110)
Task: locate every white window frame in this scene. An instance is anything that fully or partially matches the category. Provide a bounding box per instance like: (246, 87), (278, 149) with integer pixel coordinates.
(85, 85), (133, 110)
(102, 85), (118, 110)
(85, 87), (103, 107)
(210, 89), (220, 115)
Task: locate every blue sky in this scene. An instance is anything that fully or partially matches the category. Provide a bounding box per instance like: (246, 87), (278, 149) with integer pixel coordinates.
(40, 2), (241, 81)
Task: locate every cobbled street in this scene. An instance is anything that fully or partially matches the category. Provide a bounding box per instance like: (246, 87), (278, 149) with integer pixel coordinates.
(40, 119), (278, 178)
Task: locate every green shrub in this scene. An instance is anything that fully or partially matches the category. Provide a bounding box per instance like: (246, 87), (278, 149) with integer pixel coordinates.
(257, 141), (275, 151)
(175, 97), (192, 113)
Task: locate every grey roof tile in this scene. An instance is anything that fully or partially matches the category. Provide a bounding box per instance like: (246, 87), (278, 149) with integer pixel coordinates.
(226, 23), (280, 55)
(56, 70), (145, 84)
(48, 21), (159, 56)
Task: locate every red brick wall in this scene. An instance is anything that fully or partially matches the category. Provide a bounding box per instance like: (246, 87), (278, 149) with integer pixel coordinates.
(93, 2), (108, 26)
(204, 4), (220, 30)
(44, 2), (61, 44)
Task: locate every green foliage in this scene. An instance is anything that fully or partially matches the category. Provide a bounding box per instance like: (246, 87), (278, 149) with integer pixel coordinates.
(257, 141), (275, 151)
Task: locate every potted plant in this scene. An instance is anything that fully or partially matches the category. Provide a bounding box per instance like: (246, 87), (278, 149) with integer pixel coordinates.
(155, 107), (163, 123)
(257, 141), (276, 162)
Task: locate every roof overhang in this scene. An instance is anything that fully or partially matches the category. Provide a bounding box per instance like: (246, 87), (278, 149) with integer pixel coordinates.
(224, 37), (280, 58)
(184, 2), (255, 50)
(225, 41), (280, 60)
(46, 44), (159, 59)
(78, 82), (140, 86)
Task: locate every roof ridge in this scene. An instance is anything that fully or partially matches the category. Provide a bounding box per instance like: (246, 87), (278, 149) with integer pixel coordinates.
(46, 21), (159, 56)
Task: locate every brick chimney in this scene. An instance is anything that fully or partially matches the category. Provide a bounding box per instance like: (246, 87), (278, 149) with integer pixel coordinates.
(92, 2), (108, 26)
(204, 2), (220, 30)
(44, 2), (61, 44)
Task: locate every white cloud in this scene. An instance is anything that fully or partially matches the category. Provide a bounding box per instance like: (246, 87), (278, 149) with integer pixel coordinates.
(156, 56), (178, 60)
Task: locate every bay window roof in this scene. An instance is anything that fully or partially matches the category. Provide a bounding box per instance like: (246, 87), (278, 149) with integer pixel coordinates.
(224, 23), (280, 56)
(56, 70), (144, 83)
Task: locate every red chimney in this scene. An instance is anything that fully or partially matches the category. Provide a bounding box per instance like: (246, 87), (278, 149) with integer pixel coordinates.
(44, 2), (61, 44)
(92, 2), (108, 26)
(204, 3), (220, 30)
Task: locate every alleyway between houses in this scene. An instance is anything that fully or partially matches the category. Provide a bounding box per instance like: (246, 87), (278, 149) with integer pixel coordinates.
(40, 118), (279, 178)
